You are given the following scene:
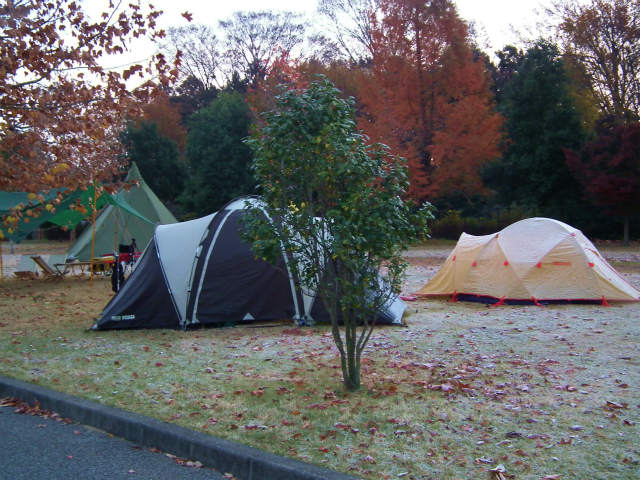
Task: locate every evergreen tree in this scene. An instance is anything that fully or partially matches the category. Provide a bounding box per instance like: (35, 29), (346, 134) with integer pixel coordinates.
(484, 40), (588, 223)
(182, 92), (255, 216)
(120, 122), (184, 208)
(171, 76), (219, 124)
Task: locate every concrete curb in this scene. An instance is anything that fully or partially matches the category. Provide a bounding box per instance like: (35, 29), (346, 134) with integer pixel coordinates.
(0, 375), (358, 480)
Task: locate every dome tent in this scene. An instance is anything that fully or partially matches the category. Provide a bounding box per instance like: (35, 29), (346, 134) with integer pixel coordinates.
(416, 217), (640, 305)
(93, 197), (406, 330)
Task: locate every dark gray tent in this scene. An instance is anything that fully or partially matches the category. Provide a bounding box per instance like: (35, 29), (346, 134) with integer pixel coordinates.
(93, 197), (406, 330)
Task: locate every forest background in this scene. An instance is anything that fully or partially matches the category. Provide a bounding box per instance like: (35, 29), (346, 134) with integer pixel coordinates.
(2, 0), (639, 243)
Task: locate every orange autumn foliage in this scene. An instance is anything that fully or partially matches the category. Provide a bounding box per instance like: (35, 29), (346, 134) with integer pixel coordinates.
(141, 93), (187, 153)
(357, 0), (503, 202)
(0, 1), (180, 195)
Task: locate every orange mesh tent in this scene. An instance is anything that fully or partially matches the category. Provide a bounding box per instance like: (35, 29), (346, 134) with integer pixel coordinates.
(416, 218), (640, 305)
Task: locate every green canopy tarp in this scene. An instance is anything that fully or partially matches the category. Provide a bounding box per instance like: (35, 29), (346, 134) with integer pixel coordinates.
(1, 163), (176, 260)
(0, 188), (98, 243)
(66, 163), (177, 260)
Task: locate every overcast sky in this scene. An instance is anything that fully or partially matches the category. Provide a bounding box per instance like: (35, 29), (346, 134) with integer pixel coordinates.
(91, 0), (559, 72)
(143, 0), (551, 51)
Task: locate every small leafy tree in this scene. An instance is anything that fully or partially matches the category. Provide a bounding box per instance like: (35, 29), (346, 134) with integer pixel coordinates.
(244, 77), (431, 391)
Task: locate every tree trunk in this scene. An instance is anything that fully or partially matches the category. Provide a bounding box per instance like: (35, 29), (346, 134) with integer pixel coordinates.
(341, 317), (361, 391)
(343, 361), (360, 391)
(342, 331), (361, 391)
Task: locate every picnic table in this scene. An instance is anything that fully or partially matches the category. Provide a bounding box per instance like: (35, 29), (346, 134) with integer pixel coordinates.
(54, 257), (115, 276)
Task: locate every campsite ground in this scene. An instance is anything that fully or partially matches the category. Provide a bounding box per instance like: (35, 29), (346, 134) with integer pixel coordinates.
(1, 239), (72, 255)
(0, 239), (638, 479)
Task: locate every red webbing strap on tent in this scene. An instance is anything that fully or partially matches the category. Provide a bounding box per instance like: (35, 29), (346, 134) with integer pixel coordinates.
(531, 296), (543, 307)
(491, 297), (506, 307)
(601, 296), (610, 307)
(451, 291), (458, 302)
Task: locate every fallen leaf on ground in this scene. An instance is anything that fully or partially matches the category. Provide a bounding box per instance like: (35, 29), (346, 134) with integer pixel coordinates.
(489, 464), (508, 480)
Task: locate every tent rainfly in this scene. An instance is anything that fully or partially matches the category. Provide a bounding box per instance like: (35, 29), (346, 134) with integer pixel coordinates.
(67, 163), (177, 261)
(416, 217), (640, 305)
(93, 197), (406, 330)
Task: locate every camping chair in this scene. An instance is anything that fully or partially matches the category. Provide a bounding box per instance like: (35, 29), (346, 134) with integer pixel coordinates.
(30, 255), (65, 280)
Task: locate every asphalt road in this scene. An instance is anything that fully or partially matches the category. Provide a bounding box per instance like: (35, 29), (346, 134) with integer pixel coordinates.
(0, 406), (228, 480)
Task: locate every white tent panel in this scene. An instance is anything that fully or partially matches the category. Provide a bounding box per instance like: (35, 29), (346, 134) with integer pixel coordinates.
(155, 213), (215, 323)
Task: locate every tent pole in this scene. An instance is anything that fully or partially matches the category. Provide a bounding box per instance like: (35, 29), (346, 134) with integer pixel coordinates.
(90, 181), (97, 287)
(114, 209), (118, 253)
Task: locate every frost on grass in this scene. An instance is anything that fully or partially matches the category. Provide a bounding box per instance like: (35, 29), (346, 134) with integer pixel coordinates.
(0, 246), (639, 479)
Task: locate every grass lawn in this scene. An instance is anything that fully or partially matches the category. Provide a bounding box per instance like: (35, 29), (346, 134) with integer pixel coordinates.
(0, 242), (638, 479)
